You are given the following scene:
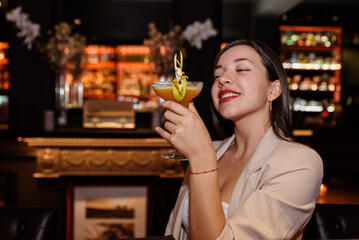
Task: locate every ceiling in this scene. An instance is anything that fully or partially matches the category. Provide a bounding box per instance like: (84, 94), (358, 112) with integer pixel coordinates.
(226, 0), (359, 17)
(254, 0), (304, 16)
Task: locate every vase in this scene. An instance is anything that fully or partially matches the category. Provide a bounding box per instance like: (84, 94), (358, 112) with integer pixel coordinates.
(55, 71), (83, 110)
(55, 71), (83, 125)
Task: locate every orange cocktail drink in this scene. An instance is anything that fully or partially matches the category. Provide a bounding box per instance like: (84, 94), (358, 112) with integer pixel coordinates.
(152, 51), (202, 161)
(152, 81), (203, 108)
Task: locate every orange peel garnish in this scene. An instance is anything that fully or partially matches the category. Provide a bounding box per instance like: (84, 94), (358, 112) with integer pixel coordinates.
(172, 51), (188, 101)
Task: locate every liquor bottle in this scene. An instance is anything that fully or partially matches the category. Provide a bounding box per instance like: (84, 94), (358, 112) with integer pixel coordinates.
(2, 70), (9, 90)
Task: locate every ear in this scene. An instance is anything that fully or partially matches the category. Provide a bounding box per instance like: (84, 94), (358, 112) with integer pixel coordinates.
(268, 79), (282, 102)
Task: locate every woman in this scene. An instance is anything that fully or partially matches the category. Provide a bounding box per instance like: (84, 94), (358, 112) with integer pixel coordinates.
(155, 39), (323, 240)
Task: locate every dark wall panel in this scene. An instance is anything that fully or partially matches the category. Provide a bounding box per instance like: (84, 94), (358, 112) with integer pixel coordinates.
(63, 0), (172, 44)
(222, 1), (252, 41)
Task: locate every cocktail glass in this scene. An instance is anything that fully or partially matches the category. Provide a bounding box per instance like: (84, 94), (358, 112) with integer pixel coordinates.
(152, 81), (203, 161)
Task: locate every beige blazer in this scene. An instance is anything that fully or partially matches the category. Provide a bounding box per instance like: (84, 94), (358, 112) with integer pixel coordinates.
(165, 128), (323, 240)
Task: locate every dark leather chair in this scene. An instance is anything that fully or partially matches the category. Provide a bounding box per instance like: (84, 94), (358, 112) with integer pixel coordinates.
(0, 207), (58, 240)
(303, 203), (359, 239)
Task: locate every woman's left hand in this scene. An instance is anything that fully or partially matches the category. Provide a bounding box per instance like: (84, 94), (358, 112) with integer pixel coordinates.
(155, 101), (215, 165)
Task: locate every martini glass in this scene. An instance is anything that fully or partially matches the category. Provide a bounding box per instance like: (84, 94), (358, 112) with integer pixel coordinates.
(152, 81), (203, 161)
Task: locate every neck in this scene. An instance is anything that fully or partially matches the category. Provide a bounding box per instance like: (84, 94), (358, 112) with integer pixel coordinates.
(231, 113), (271, 159)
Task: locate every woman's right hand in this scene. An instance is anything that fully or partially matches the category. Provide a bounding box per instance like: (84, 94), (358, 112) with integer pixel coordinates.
(155, 101), (217, 170)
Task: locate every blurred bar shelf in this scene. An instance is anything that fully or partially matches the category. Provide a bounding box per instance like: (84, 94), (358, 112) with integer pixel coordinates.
(280, 25), (342, 134)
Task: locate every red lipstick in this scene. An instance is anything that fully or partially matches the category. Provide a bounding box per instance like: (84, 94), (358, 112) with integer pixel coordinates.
(218, 89), (240, 103)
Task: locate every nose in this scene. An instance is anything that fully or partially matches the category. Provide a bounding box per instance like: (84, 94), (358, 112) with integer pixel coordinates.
(218, 74), (231, 87)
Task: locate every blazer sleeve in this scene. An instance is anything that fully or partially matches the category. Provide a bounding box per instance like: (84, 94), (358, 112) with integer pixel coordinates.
(217, 144), (323, 240)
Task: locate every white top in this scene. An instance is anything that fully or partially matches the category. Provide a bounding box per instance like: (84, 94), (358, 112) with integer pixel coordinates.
(182, 194), (229, 236)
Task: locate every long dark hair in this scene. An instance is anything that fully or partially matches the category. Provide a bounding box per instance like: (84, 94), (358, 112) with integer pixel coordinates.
(211, 39), (292, 140)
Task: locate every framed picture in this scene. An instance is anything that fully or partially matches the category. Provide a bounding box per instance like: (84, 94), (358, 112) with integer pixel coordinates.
(67, 184), (149, 240)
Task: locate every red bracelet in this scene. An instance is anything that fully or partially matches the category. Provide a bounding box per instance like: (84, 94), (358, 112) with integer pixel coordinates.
(190, 168), (218, 175)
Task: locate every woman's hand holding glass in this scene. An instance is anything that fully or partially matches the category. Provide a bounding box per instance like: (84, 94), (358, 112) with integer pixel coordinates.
(155, 101), (216, 170)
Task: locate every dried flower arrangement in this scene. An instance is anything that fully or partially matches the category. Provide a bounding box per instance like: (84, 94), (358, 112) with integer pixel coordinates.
(6, 6), (86, 76)
(38, 22), (86, 76)
(143, 19), (217, 78)
(143, 23), (187, 77)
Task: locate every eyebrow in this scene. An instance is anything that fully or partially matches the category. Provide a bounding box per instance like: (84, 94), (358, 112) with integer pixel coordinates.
(215, 57), (253, 70)
(234, 57), (253, 63)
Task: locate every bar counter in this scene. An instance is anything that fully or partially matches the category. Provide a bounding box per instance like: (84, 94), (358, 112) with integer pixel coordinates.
(1, 127), (188, 179)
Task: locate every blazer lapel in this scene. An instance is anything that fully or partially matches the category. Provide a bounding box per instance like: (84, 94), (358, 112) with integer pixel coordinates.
(228, 128), (281, 215)
(244, 127), (281, 174)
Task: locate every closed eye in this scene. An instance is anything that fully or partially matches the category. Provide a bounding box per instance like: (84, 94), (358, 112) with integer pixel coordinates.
(213, 70), (222, 80)
(237, 69), (250, 72)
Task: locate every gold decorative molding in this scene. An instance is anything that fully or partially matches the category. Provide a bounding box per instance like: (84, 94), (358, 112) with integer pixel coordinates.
(23, 137), (184, 178)
(23, 137), (171, 148)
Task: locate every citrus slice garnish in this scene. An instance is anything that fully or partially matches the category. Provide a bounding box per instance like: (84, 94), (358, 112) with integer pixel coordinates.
(172, 51), (188, 101)
(173, 77), (187, 101)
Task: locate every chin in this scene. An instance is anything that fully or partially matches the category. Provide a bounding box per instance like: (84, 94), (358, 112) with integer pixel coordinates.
(218, 110), (239, 121)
